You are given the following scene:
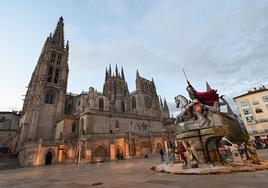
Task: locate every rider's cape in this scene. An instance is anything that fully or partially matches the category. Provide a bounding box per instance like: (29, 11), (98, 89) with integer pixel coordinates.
(194, 89), (219, 106)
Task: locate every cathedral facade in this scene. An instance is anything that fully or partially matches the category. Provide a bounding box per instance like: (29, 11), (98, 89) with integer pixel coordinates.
(14, 17), (173, 166)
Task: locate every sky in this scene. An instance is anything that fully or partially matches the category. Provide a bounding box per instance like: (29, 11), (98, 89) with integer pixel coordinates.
(0, 0), (268, 115)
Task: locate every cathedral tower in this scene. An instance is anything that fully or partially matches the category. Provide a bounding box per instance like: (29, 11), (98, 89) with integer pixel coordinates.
(135, 70), (162, 117)
(18, 17), (69, 143)
(103, 65), (129, 112)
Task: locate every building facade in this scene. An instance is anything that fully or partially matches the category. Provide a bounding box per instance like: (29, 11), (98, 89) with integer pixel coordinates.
(0, 111), (20, 153)
(14, 17), (173, 166)
(234, 86), (268, 141)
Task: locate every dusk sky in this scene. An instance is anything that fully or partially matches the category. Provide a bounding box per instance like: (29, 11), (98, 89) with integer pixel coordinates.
(0, 0), (268, 115)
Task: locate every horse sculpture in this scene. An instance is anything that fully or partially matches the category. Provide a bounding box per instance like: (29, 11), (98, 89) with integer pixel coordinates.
(174, 95), (208, 127)
(175, 94), (228, 128)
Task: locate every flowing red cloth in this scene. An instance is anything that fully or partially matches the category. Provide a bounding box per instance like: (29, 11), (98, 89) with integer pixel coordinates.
(194, 89), (219, 106)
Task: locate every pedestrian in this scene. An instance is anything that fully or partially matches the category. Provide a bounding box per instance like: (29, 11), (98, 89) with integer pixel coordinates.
(167, 148), (174, 164)
(160, 148), (165, 161)
(116, 149), (120, 160)
(218, 143), (227, 164)
(248, 140), (261, 164)
(238, 144), (244, 159)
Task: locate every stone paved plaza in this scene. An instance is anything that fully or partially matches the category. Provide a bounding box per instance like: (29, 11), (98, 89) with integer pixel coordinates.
(0, 149), (268, 188)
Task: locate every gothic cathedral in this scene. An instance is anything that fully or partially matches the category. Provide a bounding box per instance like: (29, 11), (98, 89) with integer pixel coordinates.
(14, 17), (173, 166)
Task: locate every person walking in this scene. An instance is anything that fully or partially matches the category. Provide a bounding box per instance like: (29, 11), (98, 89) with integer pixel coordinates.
(160, 148), (165, 161)
(218, 144), (227, 164)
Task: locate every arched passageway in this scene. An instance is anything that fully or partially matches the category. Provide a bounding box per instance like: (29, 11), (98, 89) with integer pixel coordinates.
(92, 146), (107, 162)
(45, 151), (53, 165)
(206, 136), (223, 163)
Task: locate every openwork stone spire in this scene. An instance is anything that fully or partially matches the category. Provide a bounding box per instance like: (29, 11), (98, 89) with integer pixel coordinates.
(52, 16), (65, 49)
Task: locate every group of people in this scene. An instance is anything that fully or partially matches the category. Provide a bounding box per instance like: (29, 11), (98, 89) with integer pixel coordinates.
(160, 138), (263, 166)
(218, 139), (261, 164)
(159, 141), (199, 168)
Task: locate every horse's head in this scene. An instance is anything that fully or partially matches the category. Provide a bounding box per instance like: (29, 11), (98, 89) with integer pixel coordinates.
(175, 95), (188, 108)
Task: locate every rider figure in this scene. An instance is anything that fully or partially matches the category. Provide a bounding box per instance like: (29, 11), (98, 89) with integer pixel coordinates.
(186, 82), (200, 107)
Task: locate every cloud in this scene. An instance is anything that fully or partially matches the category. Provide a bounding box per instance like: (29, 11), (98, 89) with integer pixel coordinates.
(1, 0), (268, 115)
(134, 0), (268, 113)
(65, 0), (268, 115)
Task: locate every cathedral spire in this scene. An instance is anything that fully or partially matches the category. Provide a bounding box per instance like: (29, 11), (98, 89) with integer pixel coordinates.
(159, 96), (163, 108)
(66, 40), (69, 51)
(109, 64), (112, 76)
(163, 98), (169, 113)
(115, 64), (118, 77)
(152, 78), (155, 87)
(105, 67), (109, 80)
(52, 16), (65, 49)
(136, 69), (140, 79)
(163, 98), (167, 106)
(121, 66), (125, 80)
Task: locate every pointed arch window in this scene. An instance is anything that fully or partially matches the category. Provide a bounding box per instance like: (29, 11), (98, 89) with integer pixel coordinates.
(54, 69), (60, 83)
(80, 118), (85, 135)
(51, 52), (56, 64)
(45, 91), (55, 104)
(115, 120), (119, 129)
(47, 67), (53, 82)
(132, 97), (136, 109)
(99, 98), (104, 110)
(121, 101), (125, 112)
(57, 54), (62, 65)
(71, 123), (76, 132)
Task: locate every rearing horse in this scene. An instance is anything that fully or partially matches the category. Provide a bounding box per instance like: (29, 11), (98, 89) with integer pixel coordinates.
(175, 95), (208, 127)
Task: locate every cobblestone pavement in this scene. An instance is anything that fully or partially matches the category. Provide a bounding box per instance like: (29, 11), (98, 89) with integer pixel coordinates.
(0, 149), (267, 188)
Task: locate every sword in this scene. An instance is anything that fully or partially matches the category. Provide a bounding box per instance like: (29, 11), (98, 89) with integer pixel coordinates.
(182, 68), (190, 85)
